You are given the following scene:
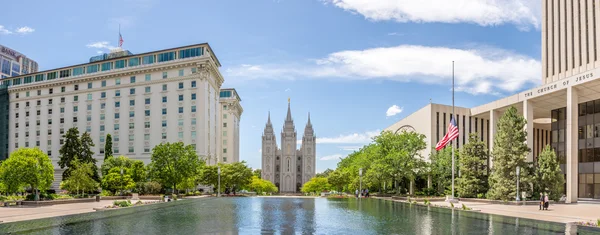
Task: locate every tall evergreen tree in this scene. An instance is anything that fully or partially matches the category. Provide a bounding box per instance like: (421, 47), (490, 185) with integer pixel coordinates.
(535, 145), (564, 201)
(487, 106), (532, 200)
(58, 128), (82, 180)
(457, 133), (488, 198)
(80, 132), (100, 182)
(104, 134), (113, 161)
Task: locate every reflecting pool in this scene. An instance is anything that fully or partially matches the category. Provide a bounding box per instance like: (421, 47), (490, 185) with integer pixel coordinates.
(2, 197), (599, 234)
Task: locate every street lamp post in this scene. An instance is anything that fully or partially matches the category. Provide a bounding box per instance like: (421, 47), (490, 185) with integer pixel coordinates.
(359, 168), (363, 199)
(516, 166), (521, 202)
(120, 167), (124, 196)
(218, 166), (221, 197)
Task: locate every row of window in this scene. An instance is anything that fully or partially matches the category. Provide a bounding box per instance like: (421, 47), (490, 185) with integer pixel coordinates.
(12, 68), (198, 99)
(2, 47), (204, 87)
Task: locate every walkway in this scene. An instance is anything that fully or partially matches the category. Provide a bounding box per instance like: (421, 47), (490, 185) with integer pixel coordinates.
(379, 197), (600, 224)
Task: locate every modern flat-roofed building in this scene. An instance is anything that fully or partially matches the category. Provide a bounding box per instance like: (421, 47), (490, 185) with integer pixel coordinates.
(0, 44), (38, 78)
(0, 43), (242, 189)
(387, 0), (600, 202)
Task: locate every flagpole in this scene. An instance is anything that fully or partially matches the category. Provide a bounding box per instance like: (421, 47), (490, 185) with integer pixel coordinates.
(451, 61), (455, 200)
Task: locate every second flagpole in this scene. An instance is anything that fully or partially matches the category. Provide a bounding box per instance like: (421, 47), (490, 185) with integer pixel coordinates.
(451, 61), (455, 201)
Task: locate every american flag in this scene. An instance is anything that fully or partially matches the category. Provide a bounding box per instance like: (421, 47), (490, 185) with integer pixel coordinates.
(435, 117), (459, 151)
(119, 33), (124, 47)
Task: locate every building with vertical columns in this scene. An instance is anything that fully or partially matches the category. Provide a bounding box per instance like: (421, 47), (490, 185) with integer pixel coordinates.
(386, 0), (600, 203)
(261, 100), (316, 193)
(0, 43), (243, 189)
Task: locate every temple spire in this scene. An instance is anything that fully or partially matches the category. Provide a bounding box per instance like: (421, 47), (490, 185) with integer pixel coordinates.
(285, 97), (292, 122)
(307, 112), (312, 126)
(267, 111), (271, 125)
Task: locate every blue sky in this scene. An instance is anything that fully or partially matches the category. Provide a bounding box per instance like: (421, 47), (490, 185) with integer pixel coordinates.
(1, 0), (543, 172)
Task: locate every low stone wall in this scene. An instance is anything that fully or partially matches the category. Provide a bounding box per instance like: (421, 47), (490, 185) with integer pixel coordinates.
(390, 196), (446, 202)
(458, 198), (565, 206)
(20, 198), (96, 207)
(101, 195), (165, 201)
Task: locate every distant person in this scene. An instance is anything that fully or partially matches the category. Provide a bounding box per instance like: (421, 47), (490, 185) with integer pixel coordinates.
(356, 189), (359, 198)
(543, 193), (549, 210)
(365, 189), (369, 198)
(539, 193), (543, 210)
(560, 194), (566, 202)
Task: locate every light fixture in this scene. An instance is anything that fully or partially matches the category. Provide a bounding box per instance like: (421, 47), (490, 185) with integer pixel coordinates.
(533, 118), (556, 124)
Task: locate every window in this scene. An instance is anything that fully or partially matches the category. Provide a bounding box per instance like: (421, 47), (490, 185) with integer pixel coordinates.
(191, 106), (196, 112)
(116, 78), (121, 85)
(37, 90), (41, 96)
(162, 120), (167, 127)
(179, 82), (184, 89)
(162, 72), (168, 79)
(102, 80), (106, 87)
(101, 92), (106, 98)
(36, 120), (40, 126)
(15, 93), (19, 98)
(61, 87), (66, 93)
(191, 68), (197, 74)
(15, 123), (18, 128)
(100, 125), (105, 131)
(36, 74), (46, 81)
(223, 105), (228, 110)
(88, 82), (93, 89)
(37, 100), (41, 106)
(101, 114), (105, 120)
(162, 133), (167, 139)
(130, 100), (135, 106)
(178, 132), (183, 139)
(142, 55), (155, 64)
(179, 47), (203, 58)
(223, 123), (227, 128)
(145, 110), (150, 116)
(74, 95), (78, 101)
(162, 97), (167, 103)
(130, 76), (136, 83)
(179, 107), (183, 113)
(115, 101), (120, 107)
(114, 136), (119, 141)
(223, 140), (227, 145)
(162, 84), (167, 91)
(145, 87), (151, 93)
(61, 97), (65, 103)
(60, 118), (64, 124)
(74, 106), (79, 112)
(49, 88), (53, 94)
(101, 62), (112, 71)
(26, 101), (29, 107)
(130, 88), (135, 95)
(191, 93), (196, 100)
(129, 57), (140, 67)
(49, 99), (53, 105)
(223, 131), (227, 136)
(87, 64), (99, 73)
(145, 98), (150, 104)
(26, 111), (29, 117)
(129, 123), (135, 129)
(87, 104), (92, 111)
(178, 119), (184, 127)
(179, 95), (183, 101)
(101, 103), (105, 109)
(115, 60), (126, 69)
(129, 111), (135, 117)
(158, 52), (175, 62)
(100, 136), (105, 142)
(26, 91), (30, 97)
(87, 116), (91, 121)
(191, 118), (196, 125)
(223, 148), (227, 153)
(129, 146), (134, 153)
(60, 128), (64, 134)
(191, 81), (196, 88)
(145, 134), (150, 140)
(114, 148), (119, 154)
(59, 69), (70, 78)
(15, 103), (19, 109)
(145, 74), (151, 81)
(73, 117), (78, 122)
(191, 131), (196, 139)
(87, 94), (92, 101)
(114, 124), (120, 130)
(48, 119), (52, 125)
(223, 157), (228, 162)
(162, 108), (167, 115)
(145, 122), (150, 128)
(115, 113), (120, 119)
(48, 109), (53, 115)
(179, 69), (184, 76)
(74, 84), (79, 91)
(223, 114), (227, 119)
(116, 90), (121, 97)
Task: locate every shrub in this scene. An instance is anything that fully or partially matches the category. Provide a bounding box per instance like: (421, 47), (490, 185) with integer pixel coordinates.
(424, 199), (430, 206)
(462, 204), (470, 210)
(100, 190), (113, 196)
(477, 193), (486, 199)
(172, 194), (178, 201)
(422, 188), (437, 196)
(449, 202), (454, 208)
(135, 200), (143, 205)
(143, 182), (162, 195)
(113, 200), (132, 207)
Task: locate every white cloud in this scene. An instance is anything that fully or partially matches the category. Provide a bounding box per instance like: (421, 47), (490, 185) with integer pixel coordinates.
(225, 44), (541, 95)
(259, 148), (262, 153)
(387, 32), (403, 36)
(319, 154), (345, 161)
(86, 41), (118, 51)
(284, 88), (291, 92)
(299, 130), (380, 145)
(339, 146), (362, 151)
(322, 0), (540, 30)
(386, 105), (403, 117)
(15, 26), (34, 34)
(96, 51), (104, 54)
(0, 25), (11, 35)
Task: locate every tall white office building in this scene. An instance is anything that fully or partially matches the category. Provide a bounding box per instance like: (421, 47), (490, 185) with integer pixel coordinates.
(0, 43), (242, 188)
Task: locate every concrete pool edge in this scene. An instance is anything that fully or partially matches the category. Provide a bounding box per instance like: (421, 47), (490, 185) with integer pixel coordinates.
(0, 197), (213, 234)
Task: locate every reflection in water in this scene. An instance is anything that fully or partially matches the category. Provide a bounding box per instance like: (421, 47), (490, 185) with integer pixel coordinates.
(3, 197), (598, 234)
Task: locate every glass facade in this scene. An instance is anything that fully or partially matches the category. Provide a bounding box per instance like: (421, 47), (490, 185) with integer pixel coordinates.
(157, 52), (175, 62)
(142, 55), (155, 65)
(179, 47), (203, 59)
(87, 64), (99, 73)
(129, 57), (140, 67)
(553, 100), (600, 199)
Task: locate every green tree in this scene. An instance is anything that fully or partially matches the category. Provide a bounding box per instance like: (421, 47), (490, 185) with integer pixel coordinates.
(457, 133), (488, 198)
(104, 134), (113, 160)
(535, 145), (564, 201)
(101, 167), (136, 194)
(148, 142), (202, 193)
(129, 160), (147, 183)
(80, 132), (99, 182)
(199, 164), (221, 191)
(429, 147), (454, 195)
(316, 168), (334, 178)
(301, 177), (331, 194)
(61, 159), (99, 196)
(0, 148), (54, 199)
(363, 162), (390, 193)
(487, 106), (533, 201)
(58, 127), (82, 180)
(375, 131), (427, 193)
(253, 169), (262, 178)
(249, 176), (278, 194)
(222, 161), (253, 191)
(327, 170), (350, 193)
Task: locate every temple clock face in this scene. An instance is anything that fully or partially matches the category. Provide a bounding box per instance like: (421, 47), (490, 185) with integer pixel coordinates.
(396, 125), (416, 133)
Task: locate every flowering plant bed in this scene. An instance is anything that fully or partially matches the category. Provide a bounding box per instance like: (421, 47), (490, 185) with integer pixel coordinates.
(95, 200), (162, 210)
(575, 220), (600, 227)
